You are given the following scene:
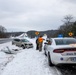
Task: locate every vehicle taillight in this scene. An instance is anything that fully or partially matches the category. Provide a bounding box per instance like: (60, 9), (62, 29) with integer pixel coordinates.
(53, 49), (65, 53)
(53, 48), (76, 53)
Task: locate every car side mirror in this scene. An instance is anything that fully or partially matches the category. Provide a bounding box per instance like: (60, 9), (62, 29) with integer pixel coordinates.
(46, 40), (49, 42)
(47, 41), (51, 45)
(44, 42), (51, 45)
(44, 42), (48, 44)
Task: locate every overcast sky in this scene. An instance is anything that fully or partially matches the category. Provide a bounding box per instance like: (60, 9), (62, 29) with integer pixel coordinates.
(0, 0), (76, 32)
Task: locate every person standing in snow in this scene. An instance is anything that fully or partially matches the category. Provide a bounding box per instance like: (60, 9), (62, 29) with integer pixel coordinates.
(36, 37), (39, 50)
(38, 36), (44, 52)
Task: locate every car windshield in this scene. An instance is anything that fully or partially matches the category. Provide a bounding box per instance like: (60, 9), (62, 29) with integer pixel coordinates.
(55, 39), (76, 45)
(21, 39), (29, 42)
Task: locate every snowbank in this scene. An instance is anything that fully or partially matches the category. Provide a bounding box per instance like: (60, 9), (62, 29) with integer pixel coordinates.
(0, 37), (60, 75)
(1, 49), (56, 75)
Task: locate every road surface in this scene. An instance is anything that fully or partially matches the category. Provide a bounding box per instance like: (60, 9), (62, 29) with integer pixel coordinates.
(0, 38), (12, 44)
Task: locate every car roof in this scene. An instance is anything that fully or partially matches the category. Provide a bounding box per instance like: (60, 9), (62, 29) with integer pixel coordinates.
(49, 37), (76, 45)
(50, 37), (75, 40)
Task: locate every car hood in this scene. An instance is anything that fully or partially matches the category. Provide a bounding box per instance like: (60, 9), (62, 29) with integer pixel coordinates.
(24, 42), (32, 44)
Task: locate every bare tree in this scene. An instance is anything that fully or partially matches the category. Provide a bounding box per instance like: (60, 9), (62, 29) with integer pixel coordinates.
(0, 25), (7, 33)
(57, 15), (74, 37)
(0, 25), (7, 38)
(62, 15), (73, 25)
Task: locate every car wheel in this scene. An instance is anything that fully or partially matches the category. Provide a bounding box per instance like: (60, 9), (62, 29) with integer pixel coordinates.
(48, 52), (54, 66)
(12, 42), (14, 45)
(21, 45), (25, 49)
(44, 47), (47, 56)
(44, 50), (47, 56)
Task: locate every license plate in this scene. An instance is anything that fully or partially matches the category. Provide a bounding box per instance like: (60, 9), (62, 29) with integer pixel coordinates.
(71, 57), (76, 62)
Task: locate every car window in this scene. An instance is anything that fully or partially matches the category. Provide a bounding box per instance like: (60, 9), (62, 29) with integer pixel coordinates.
(55, 39), (76, 45)
(21, 39), (29, 42)
(14, 39), (20, 42)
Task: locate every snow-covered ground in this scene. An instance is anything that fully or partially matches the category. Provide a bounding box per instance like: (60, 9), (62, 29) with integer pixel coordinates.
(0, 37), (61, 75)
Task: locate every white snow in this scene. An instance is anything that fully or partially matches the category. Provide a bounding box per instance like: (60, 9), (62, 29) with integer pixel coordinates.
(0, 37), (60, 75)
(16, 33), (28, 38)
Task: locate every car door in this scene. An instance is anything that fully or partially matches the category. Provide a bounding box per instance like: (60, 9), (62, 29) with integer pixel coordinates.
(15, 39), (21, 46)
(46, 39), (53, 54)
(45, 39), (52, 55)
(17, 39), (22, 46)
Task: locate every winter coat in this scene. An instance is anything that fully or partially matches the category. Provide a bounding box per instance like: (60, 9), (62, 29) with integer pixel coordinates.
(38, 37), (44, 43)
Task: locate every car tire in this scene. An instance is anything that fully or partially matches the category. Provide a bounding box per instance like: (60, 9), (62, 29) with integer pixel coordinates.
(21, 45), (25, 49)
(44, 50), (47, 56)
(48, 52), (54, 66)
(12, 42), (14, 45)
(44, 47), (47, 56)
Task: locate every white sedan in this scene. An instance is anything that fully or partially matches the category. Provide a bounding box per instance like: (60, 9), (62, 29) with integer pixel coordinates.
(44, 37), (76, 66)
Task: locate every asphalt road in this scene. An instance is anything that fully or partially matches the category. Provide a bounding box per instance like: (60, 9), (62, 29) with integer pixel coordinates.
(0, 38), (12, 44)
(55, 65), (76, 75)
